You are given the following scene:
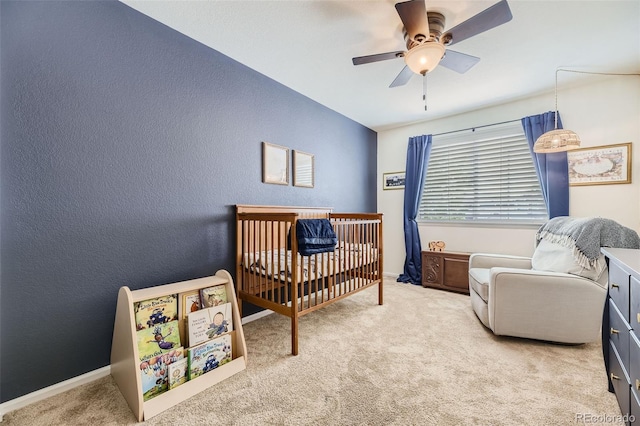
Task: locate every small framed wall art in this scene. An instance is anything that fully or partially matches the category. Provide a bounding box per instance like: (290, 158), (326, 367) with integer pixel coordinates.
(262, 142), (289, 185)
(567, 142), (632, 186)
(383, 171), (405, 190)
(293, 150), (314, 188)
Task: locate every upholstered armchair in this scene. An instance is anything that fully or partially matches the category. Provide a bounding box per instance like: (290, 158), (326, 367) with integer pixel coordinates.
(468, 252), (608, 344)
(468, 216), (640, 344)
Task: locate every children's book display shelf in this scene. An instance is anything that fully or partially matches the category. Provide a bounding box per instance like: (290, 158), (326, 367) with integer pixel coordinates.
(110, 269), (247, 421)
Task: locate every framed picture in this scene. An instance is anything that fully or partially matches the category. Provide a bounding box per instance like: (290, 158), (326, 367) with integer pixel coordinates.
(262, 142), (289, 185)
(293, 150), (314, 188)
(383, 171), (405, 190)
(567, 142), (632, 186)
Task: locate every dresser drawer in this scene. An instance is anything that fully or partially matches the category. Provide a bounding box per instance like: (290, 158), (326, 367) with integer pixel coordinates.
(631, 332), (640, 401)
(611, 299), (632, 371)
(610, 341), (631, 419)
(631, 276), (640, 330)
(610, 262), (631, 322)
(632, 387), (640, 426)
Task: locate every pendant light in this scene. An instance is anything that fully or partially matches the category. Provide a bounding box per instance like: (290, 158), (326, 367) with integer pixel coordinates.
(533, 69), (580, 153)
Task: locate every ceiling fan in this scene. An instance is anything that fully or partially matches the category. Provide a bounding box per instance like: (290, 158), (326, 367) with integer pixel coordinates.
(352, 0), (513, 88)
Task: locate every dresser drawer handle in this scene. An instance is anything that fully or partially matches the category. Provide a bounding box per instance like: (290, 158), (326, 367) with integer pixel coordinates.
(610, 328), (620, 335)
(611, 373), (620, 381)
(637, 379), (640, 391)
(637, 313), (640, 324)
(610, 283), (620, 289)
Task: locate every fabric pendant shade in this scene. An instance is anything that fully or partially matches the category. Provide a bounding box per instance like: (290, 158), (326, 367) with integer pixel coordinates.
(533, 68), (581, 153)
(533, 128), (581, 153)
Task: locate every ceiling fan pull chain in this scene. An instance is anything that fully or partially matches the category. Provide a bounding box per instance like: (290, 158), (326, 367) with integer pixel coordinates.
(423, 73), (428, 111)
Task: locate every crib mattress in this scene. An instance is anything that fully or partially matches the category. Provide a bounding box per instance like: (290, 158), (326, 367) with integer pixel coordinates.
(243, 242), (378, 284)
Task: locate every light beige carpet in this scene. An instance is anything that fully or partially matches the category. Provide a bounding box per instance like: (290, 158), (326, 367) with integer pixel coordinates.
(3, 279), (623, 425)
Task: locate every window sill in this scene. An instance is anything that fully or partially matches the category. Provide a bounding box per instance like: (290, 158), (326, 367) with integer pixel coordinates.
(417, 220), (545, 230)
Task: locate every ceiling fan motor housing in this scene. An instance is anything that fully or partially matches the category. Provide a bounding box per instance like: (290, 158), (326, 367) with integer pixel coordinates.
(404, 11), (446, 49)
(427, 12), (445, 41)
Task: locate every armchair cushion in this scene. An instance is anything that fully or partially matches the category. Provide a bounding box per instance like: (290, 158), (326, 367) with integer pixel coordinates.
(531, 239), (607, 282)
(468, 268), (490, 301)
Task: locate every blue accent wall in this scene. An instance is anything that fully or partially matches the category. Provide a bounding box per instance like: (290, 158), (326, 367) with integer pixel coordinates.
(0, 1), (377, 402)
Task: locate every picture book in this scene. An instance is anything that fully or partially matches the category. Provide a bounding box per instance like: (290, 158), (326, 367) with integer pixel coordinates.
(199, 284), (228, 308)
(188, 334), (232, 380)
(136, 320), (182, 362)
(177, 290), (201, 347)
(178, 290), (201, 321)
(187, 303), (233, 347)
(168, 357), (188, 390)
(139, 347), (184, 401)
(134, 294), (178, 331)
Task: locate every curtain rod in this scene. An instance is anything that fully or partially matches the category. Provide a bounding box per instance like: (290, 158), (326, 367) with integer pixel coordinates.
(431, 118), (522, 137)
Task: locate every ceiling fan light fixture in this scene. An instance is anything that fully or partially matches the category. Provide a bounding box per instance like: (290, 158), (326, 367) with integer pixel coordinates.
(533, 129), (581, 153)
(404, 43), (445, 75)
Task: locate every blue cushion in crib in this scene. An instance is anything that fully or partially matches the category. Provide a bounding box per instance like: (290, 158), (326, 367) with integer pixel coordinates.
(295, 219), (337, 256)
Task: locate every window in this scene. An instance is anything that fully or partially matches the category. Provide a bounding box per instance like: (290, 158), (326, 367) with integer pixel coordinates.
(418, 121), (548, 224)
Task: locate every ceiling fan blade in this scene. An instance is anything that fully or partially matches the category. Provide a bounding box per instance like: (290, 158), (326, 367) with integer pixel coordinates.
(439, 49), (481, 74)
(389, 65), (414, 88)
(444, 0), (512, 46)
(352, 51), (404, 66)
(395, 0), (430, 43)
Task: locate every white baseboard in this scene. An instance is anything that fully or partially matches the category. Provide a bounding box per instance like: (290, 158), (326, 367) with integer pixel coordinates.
(383, 271), (401, 279)
(0, 366), (111, 421)
(0, 311), (273, 421)
(241, 309), (274, 324)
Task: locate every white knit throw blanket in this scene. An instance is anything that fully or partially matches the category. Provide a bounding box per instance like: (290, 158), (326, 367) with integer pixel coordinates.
(536, 216), (640, 269)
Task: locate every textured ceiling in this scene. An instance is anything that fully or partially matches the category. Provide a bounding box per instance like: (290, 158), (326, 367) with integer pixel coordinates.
(121, 0), (640, 131)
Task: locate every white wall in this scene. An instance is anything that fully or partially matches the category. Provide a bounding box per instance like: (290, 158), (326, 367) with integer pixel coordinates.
(378, 77), (640, 276)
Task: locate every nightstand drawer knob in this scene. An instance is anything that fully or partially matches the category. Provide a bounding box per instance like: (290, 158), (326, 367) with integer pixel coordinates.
(611, 373), (620, 381)
(611, 283), (620, 289)
(610, 328), (620, 335)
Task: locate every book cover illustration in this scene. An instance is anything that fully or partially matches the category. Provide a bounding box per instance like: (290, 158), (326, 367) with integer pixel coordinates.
(188, 334), (232, 380)
(139, 347), (184, 401)
(199, 284), (228, 308)
(187, 303), (233, 347)
(168, 357), (188, 390)
(137, 320), (182, 362)
(134, 294), (178, 330)
(178, 290), (201, 322)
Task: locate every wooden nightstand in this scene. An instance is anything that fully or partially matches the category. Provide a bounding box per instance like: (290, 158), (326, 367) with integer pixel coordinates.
(421, 251), (470, 295)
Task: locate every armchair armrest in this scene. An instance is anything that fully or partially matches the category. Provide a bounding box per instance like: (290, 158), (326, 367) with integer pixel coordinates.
(490, 267), (607, 291)
(469, 253), (532, 270)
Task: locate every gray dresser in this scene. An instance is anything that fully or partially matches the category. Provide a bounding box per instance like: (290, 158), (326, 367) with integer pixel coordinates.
(601, 248), (640, 425)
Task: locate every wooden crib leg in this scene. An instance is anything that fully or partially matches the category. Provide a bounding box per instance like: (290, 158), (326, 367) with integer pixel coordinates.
(291, 314), (299, 355)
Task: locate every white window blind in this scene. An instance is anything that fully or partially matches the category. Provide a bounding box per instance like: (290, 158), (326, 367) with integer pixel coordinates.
(418, 121), (548, 224)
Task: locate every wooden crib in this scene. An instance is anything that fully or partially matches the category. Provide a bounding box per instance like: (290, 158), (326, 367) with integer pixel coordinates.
(235, 205), (383, 355)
